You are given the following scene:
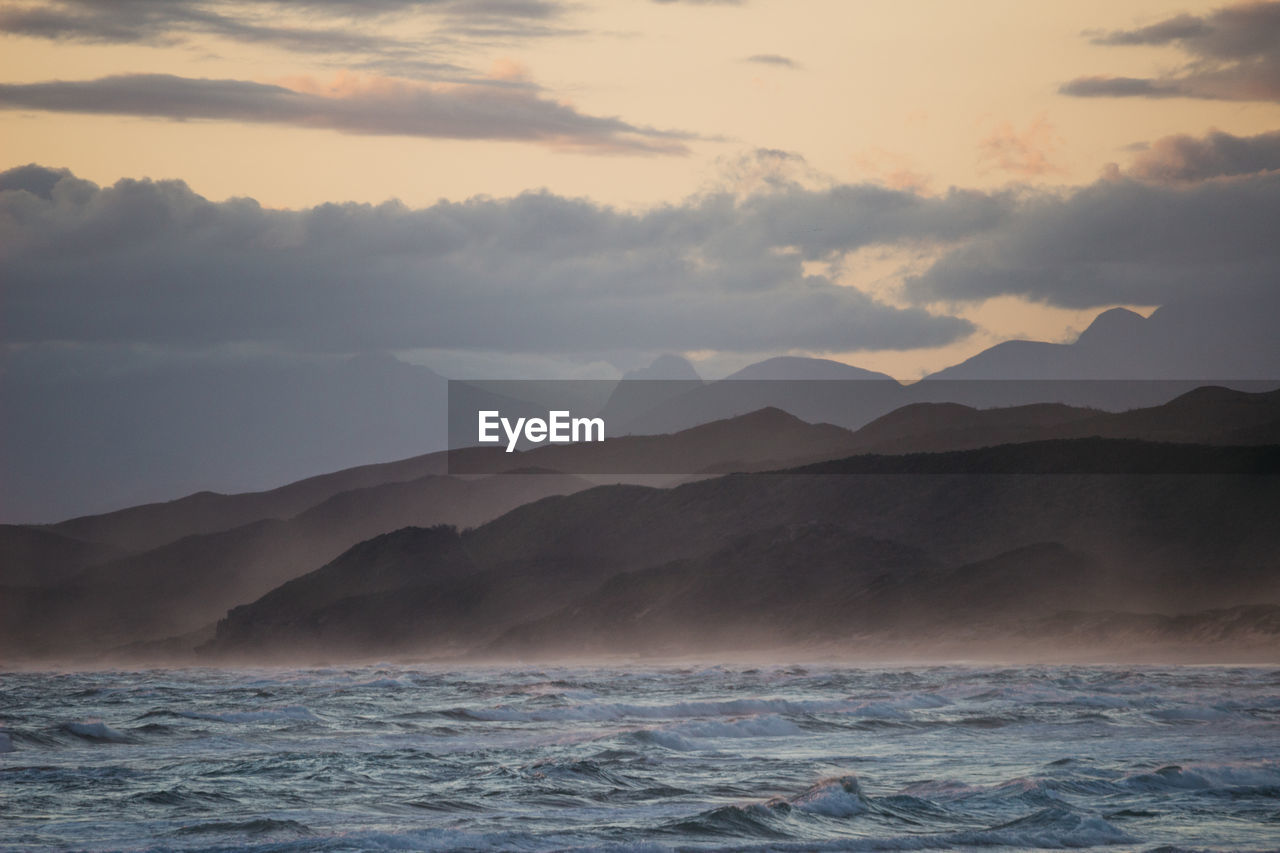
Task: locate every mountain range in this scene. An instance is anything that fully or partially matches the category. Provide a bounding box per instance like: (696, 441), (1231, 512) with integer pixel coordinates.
(205, 437), (1280, 662)
(2, 384), (1277, 662)
(6, 301), (1277, 523)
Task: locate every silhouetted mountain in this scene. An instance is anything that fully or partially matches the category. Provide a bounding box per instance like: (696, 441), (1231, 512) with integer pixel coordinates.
(450, 406), (862, 474)
(34, 385), (537, 554)
(14, 384), (1280, 611)
(621, 354), (702, 381)
(0, 525), (128, 587)
(847, 402), (1103, 454)
(203, 438), (1280, 661)
(925, 297), (1280, 380)
(44, 454), (451, 554)
(489, 524), (940, 656)
(845, 386), (1280, 455)
(724, 356), (895, 382)
(2, 354), (535, 525)
(9, 300), (1276, 525)
(465, 385), (1280, 474)
(487, 535), (1122, 657)
(597, 354), (703, 429)
(12, 386), (1280, 661)
(0, 472), (589, 656)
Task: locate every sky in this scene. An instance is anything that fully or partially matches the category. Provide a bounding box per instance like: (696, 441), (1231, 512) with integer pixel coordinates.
(3, 0), (1280, 519)
(3, 0), (1280, 377)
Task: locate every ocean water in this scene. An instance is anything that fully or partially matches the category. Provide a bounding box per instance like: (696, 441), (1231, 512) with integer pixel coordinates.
(2, 665), (1278, 851)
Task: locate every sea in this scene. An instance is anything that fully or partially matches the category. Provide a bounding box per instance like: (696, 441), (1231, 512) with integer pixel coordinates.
(2, 664), (1278, 852)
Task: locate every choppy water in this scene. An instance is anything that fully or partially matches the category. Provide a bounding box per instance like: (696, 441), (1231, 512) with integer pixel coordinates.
(2, 665), (1279, 851)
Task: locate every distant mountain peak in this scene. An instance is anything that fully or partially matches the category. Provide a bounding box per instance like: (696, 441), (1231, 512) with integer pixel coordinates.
(622, 354), (702, 382)
(1074, 307), (1147, 349)
(689, 406), (808, 432)
(725, 356), (896, 382)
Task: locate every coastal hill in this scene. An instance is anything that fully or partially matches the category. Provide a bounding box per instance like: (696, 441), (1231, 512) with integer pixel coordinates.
(204, 438), (1280, 661)
(3, 385), (1278, 661)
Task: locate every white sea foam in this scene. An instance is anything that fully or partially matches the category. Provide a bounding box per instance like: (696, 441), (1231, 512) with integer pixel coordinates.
(61, 720), (131, 742)
(787, 776), (869, 817)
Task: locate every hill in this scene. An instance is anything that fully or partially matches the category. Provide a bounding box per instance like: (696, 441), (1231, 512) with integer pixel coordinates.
(201, 438), (1280, 662)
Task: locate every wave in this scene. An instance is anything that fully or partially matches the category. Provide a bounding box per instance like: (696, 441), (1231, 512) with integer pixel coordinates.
(1117, 762), (1280, 794)
(786, 776), (871, 818)
(59, 720), (134, 743)
(459, 695), (903, 723)
(128, 786), (241, 807)
(670, 777), (1131, 850)
(173, 818), (312, 836)
(173, 705), (319, 724)
(524, 758), (636, 788)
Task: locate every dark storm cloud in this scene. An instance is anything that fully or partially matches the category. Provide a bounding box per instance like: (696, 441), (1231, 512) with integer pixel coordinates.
(744, 54), (798, 68)
(1061, 1), (1280, 103)
(0, 74), (693, 153)
(1124, 129), (1280, 182)
(906, 171), (1280, 308)
(0, 166), (987, 355)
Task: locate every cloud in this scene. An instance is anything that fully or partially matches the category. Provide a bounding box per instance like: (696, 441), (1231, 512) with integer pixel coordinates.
(744, 54), (799, 68)
(978, 116), (1064, 178)
(0, 73), (694, 153)
(708, 147), (828, 197)
(1121, 128), (1280, 182)
(906, 170), (1280, 308)
(1059, 76), (1184, 98)
(1061, 0), (1280, 102)
(0, 0), (410, 53)
(13, 152), (1276, 366)
(0, 165), (987, 358)
(0, 0), (579, 79)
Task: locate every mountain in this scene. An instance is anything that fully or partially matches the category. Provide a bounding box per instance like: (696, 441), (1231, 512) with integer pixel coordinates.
(2, 354), (450, 524)
(846, 402), (1103, 454)
(621, 354), (702, 381)
(724, 356), (895, 381)
(845, 386), (1280, 455)
(0, 525), (128, 588)
(12, 386), (1280, 660)
(925, 297), (1280, 381)
(448, 406), (863, 475)
(462, 385), (1280, 474)
(612, 359), (904, 436)
(8, 299), (1276, 525)
(15, 384), (1280, 585)
(203, 437), (1280, 662)
(597, 354), (704, 429)
(0, 405), (882, 656)
(599, 344), (1278, 439)
(487, 535), (1122, 658)
(43, 451), (451, 554)
(0, 472), (590, 656)
(2, 354), (535, 526)
(488, 523), (943, 656)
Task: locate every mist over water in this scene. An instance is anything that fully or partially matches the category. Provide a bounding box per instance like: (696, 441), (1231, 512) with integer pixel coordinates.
(3, 664), (1278, 851)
